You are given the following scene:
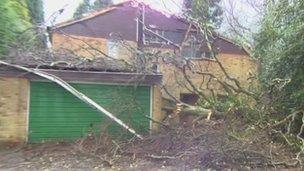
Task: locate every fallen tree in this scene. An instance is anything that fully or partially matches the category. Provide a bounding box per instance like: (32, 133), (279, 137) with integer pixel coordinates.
(162, 97), (223, 126)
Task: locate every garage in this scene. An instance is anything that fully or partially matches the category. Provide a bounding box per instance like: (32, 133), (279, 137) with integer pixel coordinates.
(0, 69), (162, 142)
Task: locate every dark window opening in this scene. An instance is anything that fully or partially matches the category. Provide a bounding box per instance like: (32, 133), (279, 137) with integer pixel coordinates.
(204, 51), (212, 58)
(181, 46), (204, 59)
(144, 29), (166, 44)
(163, 30), (184, 43)
(180, 93), (199, 105)
(181, 47), (213, 59)
(144, 29), (184, 44)
(181, 34), (214, 59)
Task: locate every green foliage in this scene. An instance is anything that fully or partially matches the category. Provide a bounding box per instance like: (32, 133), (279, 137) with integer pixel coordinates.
(26, 0), (44, 24)
(73, 0), (91, 19)
(26, 0), (45, 48)
(92, 0), (112, 10)
(196, 93), (263, 124)
(255, 0), (304, 115)
(73, 0), (113, 19)
(0, 0), (32, 56)
(183, 0), (223, 28)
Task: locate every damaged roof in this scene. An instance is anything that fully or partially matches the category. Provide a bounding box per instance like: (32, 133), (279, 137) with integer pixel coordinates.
(0, 51), (162, 85)
(2, 50), (133, 72)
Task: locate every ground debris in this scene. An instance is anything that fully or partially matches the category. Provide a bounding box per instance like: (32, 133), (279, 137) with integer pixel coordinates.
(123, 120), (300, 170)
(0, 120), (301, 170)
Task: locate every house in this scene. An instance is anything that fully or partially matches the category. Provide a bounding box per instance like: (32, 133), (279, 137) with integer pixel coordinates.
(50, 1), (258, 104)
(0, 55), (162, 142)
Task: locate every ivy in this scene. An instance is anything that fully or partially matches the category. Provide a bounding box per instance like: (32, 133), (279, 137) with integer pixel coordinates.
(0, 0), (32, 56)
(255, 0), (304, 115)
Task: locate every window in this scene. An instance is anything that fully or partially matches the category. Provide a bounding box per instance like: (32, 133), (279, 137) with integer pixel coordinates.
(181, 47), (204, 59)
(145, 29), (166, 44)
(144, 29), (183, 44)
(163, 30), (184, 44)
(107, 40), (119, 58)
(181, 35), (213, 59)
(181, 35), (202, 59)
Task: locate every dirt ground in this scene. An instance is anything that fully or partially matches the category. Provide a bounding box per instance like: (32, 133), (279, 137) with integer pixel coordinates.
(0, 120), (302, 170)
(0, 143), (180, 171)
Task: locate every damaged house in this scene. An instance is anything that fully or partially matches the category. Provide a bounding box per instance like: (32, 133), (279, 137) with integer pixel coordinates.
(0, 0), (257, 143)
(51, 1), (258, 105)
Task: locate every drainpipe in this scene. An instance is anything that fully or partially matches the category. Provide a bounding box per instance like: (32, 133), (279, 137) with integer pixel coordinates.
(137, 3), (145, 49)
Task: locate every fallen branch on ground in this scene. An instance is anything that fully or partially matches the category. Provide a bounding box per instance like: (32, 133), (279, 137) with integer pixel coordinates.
(147, 154), (176, 159)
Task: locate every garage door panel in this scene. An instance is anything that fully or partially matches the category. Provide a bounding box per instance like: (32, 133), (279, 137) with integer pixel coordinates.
(29, 82), (151, 142)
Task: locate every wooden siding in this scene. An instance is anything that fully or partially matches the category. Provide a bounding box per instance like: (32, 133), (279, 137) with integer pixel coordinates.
(0, 77), (29, 142)
(29, 81), (151, 142)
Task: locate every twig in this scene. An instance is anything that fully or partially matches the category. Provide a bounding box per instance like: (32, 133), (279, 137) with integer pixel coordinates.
(266, 111), (302, 129)
(144, 115), (170, 128)
(147, 154), (175, 159)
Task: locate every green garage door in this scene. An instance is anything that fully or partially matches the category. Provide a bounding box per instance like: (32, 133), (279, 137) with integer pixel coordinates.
(29, 81), (151, 142)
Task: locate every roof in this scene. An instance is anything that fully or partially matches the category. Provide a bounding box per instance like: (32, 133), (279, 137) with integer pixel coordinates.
(53, 1), (133, 29)
(54, 7), (117, 29)
(3, 50), (133, 72)
(52, 0), (250, 55)
(0, 68), (162, 85)
(53, 0), (187, 30)
(0, 50), (162, 85)
(216, 34), (252, 55)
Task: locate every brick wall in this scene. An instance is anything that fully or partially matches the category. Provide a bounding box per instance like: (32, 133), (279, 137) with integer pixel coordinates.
(52, 33), (136, 61)
(52, 33), (259, 101)
(160, 54), (258, 99)
(0, 77), (29, 142)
